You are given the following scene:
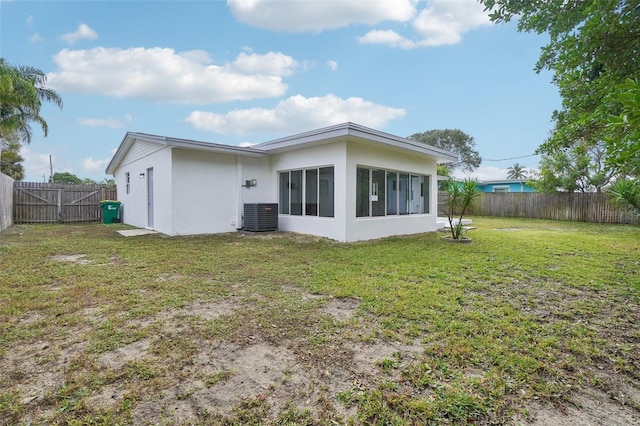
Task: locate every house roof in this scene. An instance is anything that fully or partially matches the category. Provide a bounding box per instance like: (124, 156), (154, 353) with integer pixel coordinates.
(106, 123), (458, 175)
(478, 179), (529, 185)
(105, 132), (267, 175)
(255, 122), (458, 162)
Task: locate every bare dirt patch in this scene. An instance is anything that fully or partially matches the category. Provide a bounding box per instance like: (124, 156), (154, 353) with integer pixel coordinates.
(352, 340), (423, 376)
(2, 326), (89, 423)
(322, 297), (360, 322)
(50, 254), (91, 265)
(98, 338), (152, 369)
(179, 298), (240, 321)
(518, 387), (640, 425)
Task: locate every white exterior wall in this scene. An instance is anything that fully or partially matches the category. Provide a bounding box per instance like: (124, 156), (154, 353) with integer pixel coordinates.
(114, 141), (172, 233)
(270, 141), (347, 242)
(238, 156), (275, 229)
(170, 149), (267, 235)
(344, 142), (438, 242)
(112, 135), (440, 242)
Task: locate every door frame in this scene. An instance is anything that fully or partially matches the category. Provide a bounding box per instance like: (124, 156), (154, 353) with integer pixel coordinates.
(146, 167), (154, 229)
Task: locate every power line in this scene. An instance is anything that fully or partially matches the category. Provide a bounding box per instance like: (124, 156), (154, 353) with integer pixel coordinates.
(483, 154), (538, 162)
(23, 165), (50, 175)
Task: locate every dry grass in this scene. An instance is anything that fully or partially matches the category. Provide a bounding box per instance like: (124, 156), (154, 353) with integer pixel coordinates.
(0, 218), (639, 425)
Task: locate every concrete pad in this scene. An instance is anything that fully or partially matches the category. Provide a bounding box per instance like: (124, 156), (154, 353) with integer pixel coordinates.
(117, 229), (158, 237)
(437, 217), (473, 228)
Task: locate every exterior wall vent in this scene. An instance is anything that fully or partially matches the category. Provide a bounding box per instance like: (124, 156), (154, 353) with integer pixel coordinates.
(243, 203), (278, 232)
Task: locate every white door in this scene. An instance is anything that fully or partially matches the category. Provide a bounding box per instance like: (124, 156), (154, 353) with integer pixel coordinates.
(147, 168), (154, 229)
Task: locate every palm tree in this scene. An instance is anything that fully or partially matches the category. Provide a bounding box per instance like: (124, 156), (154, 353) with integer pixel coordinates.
(442, 178), (481, 240)
(608, 179), (640, 217)
(0, 59), (63, 144)
(506, 163), (527, 180)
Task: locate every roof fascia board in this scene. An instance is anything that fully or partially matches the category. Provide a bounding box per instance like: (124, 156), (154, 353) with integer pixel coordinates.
(256, 122), (457, 162)
(105, 132), (266, 175)
(479, 179), (529, 184)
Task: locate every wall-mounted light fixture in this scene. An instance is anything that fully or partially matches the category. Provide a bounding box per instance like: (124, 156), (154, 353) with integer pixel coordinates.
(139, 172), (145, 179)
(243, 179), (257, 188)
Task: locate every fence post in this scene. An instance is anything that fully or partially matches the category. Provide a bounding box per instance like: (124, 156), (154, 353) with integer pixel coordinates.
(13, 182), (117, 224)
(57, 188), (63, 222)
(467, 192), (638, 225)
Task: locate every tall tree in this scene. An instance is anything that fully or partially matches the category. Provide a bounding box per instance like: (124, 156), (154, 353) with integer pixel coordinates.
(0, 137), (24, 180)
(506, 163), (527, 180)
(479, 0), (640, 176)
(0, 59), (62, 170)
(607, 78), (640, 177)
(408, 129), (481, 173)
(533, 141), (614, 193)
(51, 172), (83, 184)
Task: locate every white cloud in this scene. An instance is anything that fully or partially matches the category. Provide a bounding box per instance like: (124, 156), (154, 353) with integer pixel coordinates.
(412, 0), (491, 46)
(227, 0), (417, 32)
(29, 33), (43, 44)
(82, 156), (109, 171)
(327, 60), (338, 72)
(61, 23), (98, 45)
(230, 51), (298, 76)
(25, 15), (42, 43)
(48, 47), (296, 103)
(227, 0), (489, 48)
(359, 0), (491, 48)
(77, 115), (132, 129)
(358, 30), (417, 49)
(185, 94), (406, 136)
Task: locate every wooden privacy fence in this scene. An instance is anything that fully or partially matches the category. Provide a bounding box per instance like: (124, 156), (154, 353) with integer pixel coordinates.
(1, 173), (14, 231)
(14, 182), (117, 224)
(467, 192), (639, 225)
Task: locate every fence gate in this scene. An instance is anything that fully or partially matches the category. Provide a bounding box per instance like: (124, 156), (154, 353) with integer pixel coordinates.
(14, 182), (117, 223)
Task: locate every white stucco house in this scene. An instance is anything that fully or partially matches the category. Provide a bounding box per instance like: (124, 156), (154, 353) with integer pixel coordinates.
(105, 122), (457, 242)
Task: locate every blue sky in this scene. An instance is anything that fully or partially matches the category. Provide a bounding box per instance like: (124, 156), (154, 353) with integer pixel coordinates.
(1, 0), (560, 182)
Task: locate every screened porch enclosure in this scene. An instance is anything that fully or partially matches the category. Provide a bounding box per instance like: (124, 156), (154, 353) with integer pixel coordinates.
(279, 167), (335, 217)
(356, 167), (430, 218)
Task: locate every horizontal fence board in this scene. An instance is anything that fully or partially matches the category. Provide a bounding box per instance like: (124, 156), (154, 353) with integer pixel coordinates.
(14, 182), (117, 224)
(439, 192), (639, 225)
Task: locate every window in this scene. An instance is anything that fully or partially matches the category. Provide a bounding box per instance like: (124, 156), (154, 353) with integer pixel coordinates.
(305, 169), (318, 216)
(290, 170), (303, 215)
(279, 167), (334, 217)
(493, 186), (509, 193)
(421, 176), (430, 214)
(356, 167), (370, 217)
(318, 167), (335, 217)
(356, 167), (430, 217)
(125, 172), (130, 194)
(279, 173), (290, 214)
(372, 169), (386, 217)
(387, 172), (397, 214)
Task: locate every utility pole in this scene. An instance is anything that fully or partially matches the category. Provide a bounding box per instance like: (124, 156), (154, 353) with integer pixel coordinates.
(49, 155), (53, 183)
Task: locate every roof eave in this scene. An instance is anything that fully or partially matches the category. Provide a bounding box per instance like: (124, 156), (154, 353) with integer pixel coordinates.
(255, 122), (458, 162)
(105, 132), (267, 175)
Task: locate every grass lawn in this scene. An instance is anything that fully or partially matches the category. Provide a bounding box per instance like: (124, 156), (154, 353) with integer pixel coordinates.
(1, 217), (639, 425)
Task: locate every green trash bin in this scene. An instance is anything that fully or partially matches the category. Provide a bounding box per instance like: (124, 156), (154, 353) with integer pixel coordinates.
(100, 200), (121, 224)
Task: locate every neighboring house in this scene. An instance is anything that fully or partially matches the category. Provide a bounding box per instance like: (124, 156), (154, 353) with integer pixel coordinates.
(105, 122), (457, 242)
(477, 179), (534, 193)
